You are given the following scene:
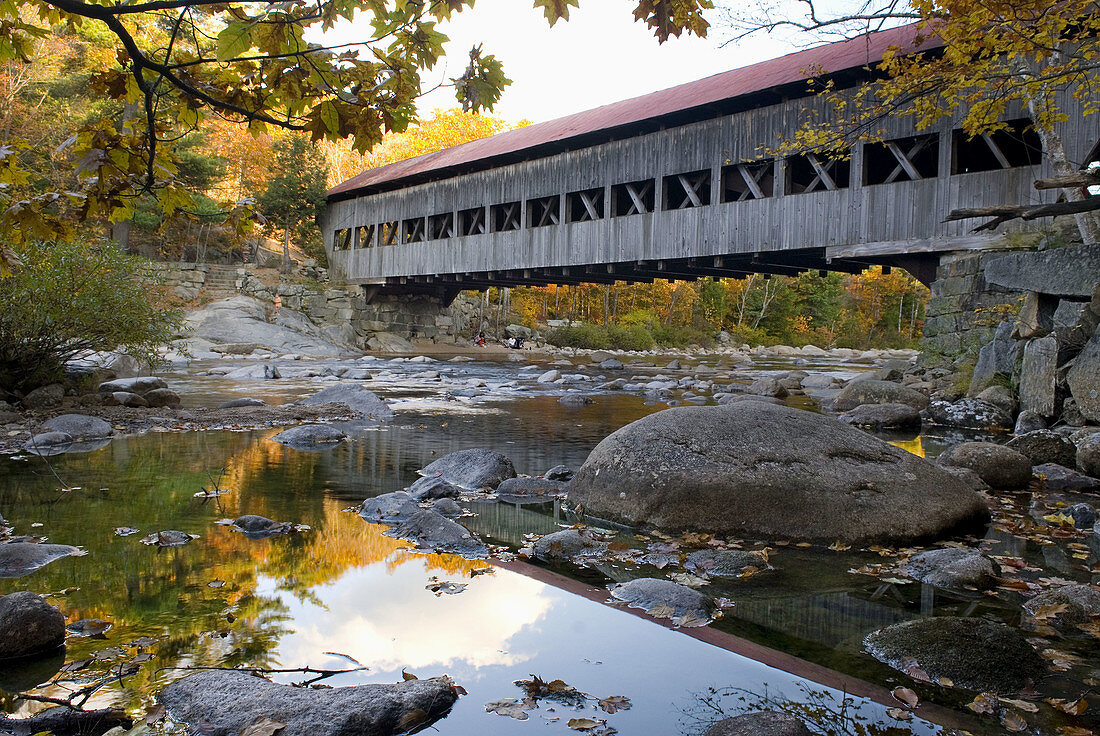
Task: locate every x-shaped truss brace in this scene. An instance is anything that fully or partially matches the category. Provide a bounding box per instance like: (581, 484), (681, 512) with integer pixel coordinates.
(730, 162), (772, 200)
(462, 209), (486, 235)
(496, 202), (520, 230)
(532, 198), (560, 226)
(673, 172), (709, 208)
(574, 190), (602, 221)
(404, 218), (425, 242)
(380, 222), (398, 246)
(883, 136), (934, 183)
(620, 181), (652, 214)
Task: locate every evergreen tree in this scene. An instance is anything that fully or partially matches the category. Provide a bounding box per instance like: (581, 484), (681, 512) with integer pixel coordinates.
(258, 136), (329, 271)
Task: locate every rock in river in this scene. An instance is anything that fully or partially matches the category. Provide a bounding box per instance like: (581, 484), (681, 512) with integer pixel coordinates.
(568, 401), (988, 544)
(864, 617), (1043, 693)
(925, 399), (1013, 431)
(360, 492), (420, 524)
(1006, 430), (1077, 468)
(900, 547), (995, 590)
(40, 414), (112, 440)
(232, 515), (291, 538)
(1034, 463), (1100, 492)
(608, 577), (716, 627)
(1023, 584), (1100, 626)
(496, 477), (569, 497)
(704, 712), (812, 736)
(0, 592), (65, 659)
(938, 441), (1032, 489)
(684, 549), (769, 578)
(0, 542), (83, 578)
(839, 403), (921, 431)
(272, 424), (347, 449)
(158, 669), (458, 736)
(831, 379), (929, 412)
(533, 529), (607, 561)
(384, 509), (488, 558)
(418, 448), (515, 491)
(300, 384), (393, 420)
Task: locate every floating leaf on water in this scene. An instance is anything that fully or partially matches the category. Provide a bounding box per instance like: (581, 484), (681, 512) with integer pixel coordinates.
(239, 716), (285, 736)
(828, 541), (851, 552)
(66, 618), (112, 636)
(1030, 603), (1070, 621)
(1057, 727), (1096, 735)
(114, 527), (139, 537)
(885, 707), (913, 721)
(1001, 710), (1028, 731)
(891, 687), (918, 709)
(485, 699), (529, 720)
(1046, 697), (1089, 715)
(597, 695), (631, 714)
(668, 572), (708, 587)
(567, 718), (601, 731)
(425, 579), (467, 596)
(129, 652), (154, 664)
(127, 636), (157, 648)
(60, 658), (92, 673)
(967, 693), (997, 715)
(936, 676), (953, 687)
(898, 657), (931, 683)
(143, 705), (166, 725)
(208, 580), (226, 588)
(1000, 698), (1038, 713)
(93, 646), (125, 661)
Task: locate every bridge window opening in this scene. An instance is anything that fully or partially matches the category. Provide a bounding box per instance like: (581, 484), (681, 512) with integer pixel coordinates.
(952, 119), (1042, 174)
(566, 188), (604, 222)
(428, 213), (454, 239)
(332, 228), (353, 251)
(527, 195), (560, 227)
(611, 179), (654, 216)
(458, 206), (486, 236)
(785, 153), (850, 194)
(402, 217), (426, 243)
(720, 160), (774, 202)
(354, 225), (374, 248)
(663, 169), (711, 209)
(491, 202), (521, 232)
(863, 135), (938, 185)
(379, 221), (398, 246)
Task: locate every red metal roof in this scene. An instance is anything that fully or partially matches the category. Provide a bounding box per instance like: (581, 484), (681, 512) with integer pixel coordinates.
(328, 23), (936, 198)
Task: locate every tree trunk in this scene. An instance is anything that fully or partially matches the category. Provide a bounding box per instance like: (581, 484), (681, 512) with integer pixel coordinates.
(282, 219), (292, 274)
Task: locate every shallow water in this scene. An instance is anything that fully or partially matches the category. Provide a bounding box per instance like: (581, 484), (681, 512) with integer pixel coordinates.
(1, 353), (1096, 735)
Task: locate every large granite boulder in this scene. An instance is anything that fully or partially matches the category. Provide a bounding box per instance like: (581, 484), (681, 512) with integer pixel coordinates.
(1078, 432), (1100, 478)
(704, 712), (812, 736)
(158, 669), (458, 736)
(864, 618), (1043, 693)
(925, 399), (1013, 431)
(97, 376), (167, 395)
(185, 296), (353, 356)
(838, 403), (921, 431)
(984, 244), (1100, 298)
(418, 449), (515, 490)
(384, 509), (488, 558)
(938, 442), (1032, 489)
(271, 424), (347, 449)
(568, 401), (988, 543)
(1018, 335), (1058, 417)
(40, 414), (112, 440)
(1006, 430), (1077, 467)
(1067, 323), (1100, 423)
(1034, 463), (1100, 492)
(359, 492), (420, 524)
(300, 385), (393, 421)
(533, 529), (607, 560)
(0, 592), (65, 659)
(967, 321), (1021, 396)
(831, 380), (929, 412)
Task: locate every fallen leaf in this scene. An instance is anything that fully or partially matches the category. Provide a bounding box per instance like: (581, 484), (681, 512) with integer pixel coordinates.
(891, 686), (918, 709)
(401, 669), (417, 681)
(967, 693), (997, 715)
(1001, 710), (1027, 732)
(485, 698), (529, 720)
(239, 716), (285, 736)
(143, 705), (166, 725)
(597, 695), (631, 714)
(567, 717), (600, 731)
(60, 658), (92, 673)
(829, 541), (852, 552)
(886, 707), (913, 721)
(1046, 697), (1089, 715)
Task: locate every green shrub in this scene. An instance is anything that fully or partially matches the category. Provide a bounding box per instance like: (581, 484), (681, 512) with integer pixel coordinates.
(0, 240), (183, 398)
(722, 324), (771, 347)
(546, 323), (656, 351)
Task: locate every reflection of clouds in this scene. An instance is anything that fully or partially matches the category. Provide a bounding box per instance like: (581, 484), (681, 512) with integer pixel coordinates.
(258, 559), (551, 673)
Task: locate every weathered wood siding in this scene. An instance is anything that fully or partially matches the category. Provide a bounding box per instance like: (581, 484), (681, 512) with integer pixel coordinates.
(324, 91), (1099, 284)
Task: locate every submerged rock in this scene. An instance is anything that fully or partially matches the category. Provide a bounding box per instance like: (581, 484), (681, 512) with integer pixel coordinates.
(496, 477), (569, 497)
(832, 379), (928, 412)
(418, 449), (515, 491)
(158, 669), (458, 736)
(1023, 584), (1100, 625)
(233, 515), (292, 538)
(938, 441), (1032, 489)
(704, 712), (812, 736)
(1006, 430), (1077, 468)
(140, 530), (195, 547)
(0, 592), (65, 659)
(684, 549), (769, 578)
(569, 401), (988, 544)
(900, 548), (995, 589)
(533, 529), (607, 561)
(385, 509), (488, 558)
(300, 384), (393, 420)
(360, 492), (419, 524)
(864, 618), (1043, 693)
(272, 424), (347, 448)
(838, 403), (921, 431)
(608, 577), (716, 627)
(0, 542), (82, 578)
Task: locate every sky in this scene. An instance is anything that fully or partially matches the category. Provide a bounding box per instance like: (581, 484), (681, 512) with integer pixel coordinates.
(327, 0), (804, 125)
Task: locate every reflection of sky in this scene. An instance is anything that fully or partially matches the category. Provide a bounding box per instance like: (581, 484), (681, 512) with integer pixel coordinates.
(258, 555), (943, 736)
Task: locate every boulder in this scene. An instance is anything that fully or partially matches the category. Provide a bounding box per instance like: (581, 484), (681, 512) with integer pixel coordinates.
(925, 399), (1013, 431)
(1014, 410), (1047, 434)
(0, 543), (82, 578)
(429, 498), (462, 517)
(1078, 432), (1100, 477)
(300, 385), (393, 421)
(537, 370), (561, 383)
(938, 442), (1032, 489)
(0, 592), (65, 659)
(0, 707), (128, 736)
(271, 424), (347, 448)
(558, 393), (594, 407)
(1034, 463), (1100, 492)
(406, 476), (462, 501)
(418, 449), (515, 490)
(608, 577), (716, 627)
(1067, 323), (1100, 422)
(367, 332), (416, 353)
(838, 403), (921, 431)
(832, 380), (928, 412)
(1022, 584), (1100, 625)
(144, 388), (182, 408)
(158, 669), (458, 736)
(1068, 503), (1096, 528)
(186, 296), (353, 356)
(359, 492), (420, 524)
(747, 377), (787, 398)
(39, 413), (110, 435)
(1062, 398), (1089, 426)
(543, 465), (574, 481)
(976, 385), (1017, 418)
(110, 391), (149, 408)
(968, 321), (1021, 396)
(1014, 291), (1056, 339)
(384, 509), (488, 558)
(496, 477), (569, 497)
(900, 548), (996, 589)
(97, 376), (167, 395)
(217, 398), (267, 409)
(140, 530), (195, 547)
(684, 549), (769, 578)
(984, 244), (1100, 298)
(1018, 336), (1058, 417)
(532, 529), (607, 560)
(233, 515), (291, 538)
(864, 617), (1043, 693)
(704, 712), (812, 736)
(21, 384), (65, 410)
(24, 432), (75, 453)
(1006, 430), (1077, 467)
(569, 401), (988, 543)
(599, 359), (624, 370)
